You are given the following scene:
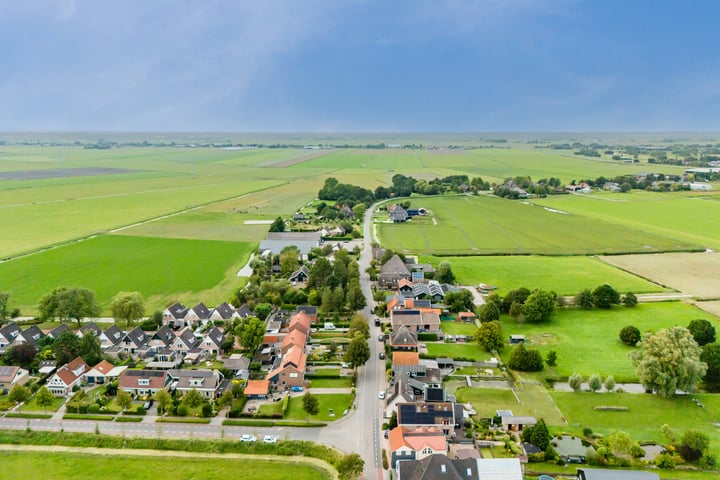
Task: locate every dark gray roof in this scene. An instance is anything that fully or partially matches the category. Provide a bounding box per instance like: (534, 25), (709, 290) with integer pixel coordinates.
(153, 326), (176, 346)
(190, 302), (211, 319)
(295, 305), (317, 316)
(289, 265), (311, 282)
(18, 325), (44, 345)
(103, 325), (124, 344)
(80, 322), (102, 337)
(398, 402), (455, 426)
(380, 255), (411, 276)
(165, 302), (188, 319)
(390, 206), (408, 221)
(391, 326), (418, 347)
(397, 455), (476, 480)
(48, 324), (71, 338)
(123, 327), (147, 347)
(235, 304), (252, 318)
(267, 231), (322, 241)
(176, 328), (199, 348)
(0, 322), (20, 340)
(578, 468), (659, 480)
(213, 302), (235, 320)
(206, 326), (224, 346)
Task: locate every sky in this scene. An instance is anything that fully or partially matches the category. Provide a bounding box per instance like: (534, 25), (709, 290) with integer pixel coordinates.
(1, 0), (719, 132)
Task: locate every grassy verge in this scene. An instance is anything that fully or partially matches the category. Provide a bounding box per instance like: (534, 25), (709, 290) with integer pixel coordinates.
(222, 419), (327, 427)
(63, 414), (114, 421)
(156, 417), (211, 424)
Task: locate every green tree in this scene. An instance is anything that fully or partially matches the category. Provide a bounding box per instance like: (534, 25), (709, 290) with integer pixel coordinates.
(68, 389), (86, 413)
(475, 321), (504, 352)
(110, 291), (145, 328)
(253, 303), (272, 321)
(308, 257), (333, 289)
(0, 291), (12, 325)
(217, 389), (234, 409)
(346, 283), (367, 311)
(117, 390), (133, 412)
(436, 261), (455, 284)
(630, 326), (707, 398)
(52, 331), (81, 365)
(269, 216), (285, 232)
(592, 284), (620, 309)
(508, 344), (543, 372)
(478, 302), (500, 323)
(78, 333), (102, 366)
(569, 373), (583, 392)
(337, 453), (364, 480)
(522, 418), (551, 451)
(687, 319), (716, 346)
(522, 289), (556, 323)
(8, 384), (31, 412)
(302, 391), (319, 416)
(38, 287), (102, 327)
(154, 389), (173, 416)
(3, 343), (37, 368)
(444, 290), (475, 313)
(678, 430), (710, 463)
(279, 247), (300, 277)
(575, 289), (594, 309)
(546, 350), (557, 367)
(509, 301), (523, 321)
(701, 343), (720, 391)
(344, 333), (371, 369)
(352, 203), (366, 222)
(606, 430), (635, 458)
(348, 314), (370, 340)
(35, 386), (55, 414)
(330, 286), (346, 312)
(604, 375), (616, 392)
(622, 292), (638, 307)
(501, 288), (530, 313)
(181, 389), (204, 410)
(588, 373), (602, 392)
(619, 325), (641, 346)
(235, 316), (265, 354)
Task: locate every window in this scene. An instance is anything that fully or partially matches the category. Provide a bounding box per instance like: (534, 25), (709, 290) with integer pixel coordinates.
(138, 379), (149, 386)
(422, 448), (432, 455)
(289, 373), (298, 378)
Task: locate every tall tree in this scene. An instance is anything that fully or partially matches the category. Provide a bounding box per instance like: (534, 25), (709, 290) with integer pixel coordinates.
(181, 389), (204, 409)
(52, 331), (81, 365)
(522, 289), (556, 323)
(116, 390), (132, 412)
(348, 314), (370, 340)
(302, 391), (319, 416)
(436, 261), (455, 284)
(68, 389), (86, 414)
(38, 287), (102, 327)
(235, 316), (265, 354)
(337, 453), (365, 480)
(592, 284), (620, 309)
(508, 344), (544, 372)
(8, 384), (31, 412)
(3, 343), (37, 368)
(346, 283), (367, 311)
(700, 343), (720, 391)
(154, 389), (173, 416)
(445, 290), (475, 313)
(78, 333), (102, 366)
(475, 321), (504, 352)
(0, 291), (12, 325)
(269, 216), (285, 232)
(110, 291), (145, 328)
(35, 386), (55, 414)
(630, 326), (707, 398)
(279, 247), (300, 276)
(308, 257), (333, 289)
(344, 333), (370, 369)
(478, 302), (500, 323)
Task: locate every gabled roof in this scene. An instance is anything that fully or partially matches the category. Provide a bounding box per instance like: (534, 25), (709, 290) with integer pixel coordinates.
(235, 304), (252, 318)
(124, 327), (147, 347)
(266, 345), (307, 380)
(244, 379), (270, 396)
(393, 351), (420, 366)
(295, 305), (317, 318)
(391, 326), (418, 347)
(289, 265), (311, 282)
(53, 357), (89, 387)
(119, 369), (168, 390)
(212, 302), (235, 320)
(80, 322), (102, 337)
(17, 325), (44, 345)
(168, 369), (221, 390)
(380, 255), (411, 276)
(281, 330), (307, 352)
(289, 311), (312, 334)
(188, 302), (211, 319)
(205, 326), (224, 346)
(152, 325), (176, 346)
(48, 324), (71, 339)
(102, 324), (124, 344)
(175, 327), (199, 349)
(389, 426), (447, 453)
(397, 402), (454, 426)
(397, 454), (477, 480)
(0, 322), (21, 341)
(0, 365), (22, 383)
(165, 302), (188, 319)
(398, 278), (413, 289)
(88, 360), (115, 375)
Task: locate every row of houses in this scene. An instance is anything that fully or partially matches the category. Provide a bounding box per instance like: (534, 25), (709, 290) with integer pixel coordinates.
(162, 301), (251, 329)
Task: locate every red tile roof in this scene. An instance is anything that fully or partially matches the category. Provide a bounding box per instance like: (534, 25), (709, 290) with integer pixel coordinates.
(244, 379), (270, 396)
(388, 426), (448, 453)
(393, 351), (419, 366)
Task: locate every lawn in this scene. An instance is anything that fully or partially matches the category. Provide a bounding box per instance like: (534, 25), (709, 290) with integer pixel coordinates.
(0, 451), (332, 480)
(454, 385), (565, 426)
(425, 342), (492, 361)
(307, 377), (353, 388)
(431, 255), (664, 296)
(378, 195), (701, 256)
(286, 394), (354, 422)
(22, 395), (65, 413)
(499, 302), (719, 381)
(0, 234), (252, 314)
(440, 321), (479, 336)
(551, 391), (720, 453)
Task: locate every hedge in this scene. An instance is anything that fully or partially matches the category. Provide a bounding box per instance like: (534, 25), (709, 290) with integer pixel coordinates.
(63, 414), (113, 421)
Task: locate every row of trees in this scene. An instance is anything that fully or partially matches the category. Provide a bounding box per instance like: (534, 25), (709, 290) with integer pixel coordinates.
(482, 288), (557, 324)
(36, 287), (146, 328)
(575, 284), (636, 309)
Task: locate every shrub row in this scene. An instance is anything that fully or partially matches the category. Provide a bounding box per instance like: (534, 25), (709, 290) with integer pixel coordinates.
(593, 406), (629, 411)
(63, 414), (113, 421)
(222, 419), (326, 427)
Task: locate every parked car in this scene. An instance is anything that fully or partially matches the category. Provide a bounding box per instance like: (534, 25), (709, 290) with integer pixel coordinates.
(378, 352), (385, 360)
(378, 390), (385, 400)
(384, 429), (389, 439)
(374, 318), (381, 327)
(378, 334), (384, 342)
(263, 435), (277, 444)
(240, 434), (257, 442)
(143, 399), (153, 410)
(290, 386), (304, 392)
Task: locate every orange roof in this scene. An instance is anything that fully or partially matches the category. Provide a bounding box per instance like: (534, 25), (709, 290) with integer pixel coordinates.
(289, 311), (311, 334)
(398, 278), (412, 288)
(389, 426), (447, 453)
(54, 365), (79, 386)
(282, 330), (307, 352)
(92, 360), (115, 375)
(405, 299), (415, 308)
(244, 379), (270, 396)
(263, 334), (280, 344)
(393, 351), (419, 366)
(386, 297), (400, 312)
(67, 356), (88, 372)
(458, 312), (477, 318)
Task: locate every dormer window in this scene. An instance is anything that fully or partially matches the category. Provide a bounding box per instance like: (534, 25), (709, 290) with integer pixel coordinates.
(138, 379), (149, 386)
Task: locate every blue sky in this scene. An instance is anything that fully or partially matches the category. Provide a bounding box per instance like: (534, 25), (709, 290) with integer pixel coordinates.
(1, 0), (719, 132)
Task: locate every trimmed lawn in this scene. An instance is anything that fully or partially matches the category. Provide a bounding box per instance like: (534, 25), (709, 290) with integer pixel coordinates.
(551, 391), (720, 455)
(0, 451), (331, 480)
(440, 321), (478, 336)
(455, 385), (565, 426)
(425, 342), (492, 361)
(308, 377), (353, 389)
(22, 396), (65, 413)
(286, 394), (353, 422)
(257, 400), (285, 417)
(499, 302), (719, 381)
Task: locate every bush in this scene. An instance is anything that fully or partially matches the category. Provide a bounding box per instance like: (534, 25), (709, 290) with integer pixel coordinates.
(87, 404), (100, 414)
(604, 375), (616, 392)
(588, 373), (602, 392)
(655, 452), (675, 469)
(417, 333), (437, 341)
(622, 292), (638, 307)
(508, 344), (543, 372)
(619, 325), (641, 346)
(569, 373), (583, 392)
(176, 404), (188, 417)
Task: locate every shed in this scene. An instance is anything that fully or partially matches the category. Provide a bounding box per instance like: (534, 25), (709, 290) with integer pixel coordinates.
(509, 334), (526, 345)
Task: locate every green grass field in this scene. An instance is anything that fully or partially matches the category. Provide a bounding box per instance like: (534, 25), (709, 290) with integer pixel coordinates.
(0, 451), (331, 480)
(431, 255), (664, 295)
(286, 394), (353, 422)
(22, 396), (65, 413)
(500, 302), (720, 381)
(455, 384), (565, 425)
(440, 321), (479, 336)
(307, 377), (353, 388)
(378, 195), (700, 256)
(425, 342), (492, 361)
(0, 234), (252, 313)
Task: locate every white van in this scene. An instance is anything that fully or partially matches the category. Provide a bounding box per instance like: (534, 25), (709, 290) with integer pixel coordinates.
(324, 322), (336, 330)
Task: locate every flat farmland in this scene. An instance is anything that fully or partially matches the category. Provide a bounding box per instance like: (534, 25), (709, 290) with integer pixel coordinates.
(600, 252), (720, 298)
(500, 302), (719, 381)
(0, 235), (251, 314)
(533, 191), (720, 250)
(431, 255), (664, 295)
(377, 195), (699, 255)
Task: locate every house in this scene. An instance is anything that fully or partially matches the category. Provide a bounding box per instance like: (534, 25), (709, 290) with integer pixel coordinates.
(603, 182), (622, 192)
(457, 312), (477, 323)
(244, 379), (270, 399)
(288, 311), (312, 335)
(390, 206), (409, 223)
(47, 324), (71, 339)
(398, 279), (414, 296)
(223, 354), (250, 380)
(163, 302), (189, 328)
(295, 306), (318, 323)
(397, 402), (456, 435)
(99, 324), (124, 350)
(119, 369), (170, 397)
(201, 326), (225, 356)
(396, 455), (523, 480)
(149, 325), (176, 349)
(0, 365), (30, 390)
(258, 231), (323, 256)
(170, 327), (200, 357)
(168, 369), (224, 399)
(389, 426), (448, 468)
(266, 345), (307, 390)
(0, 322), (21, 353)
(292, 212), (306, 221)
(12, 325), (44, 349)
(379, 255), (412, 289)
(577, 468), (659, 480)
(184, 302), (212, 328)
(501, 415), (537, 432)
(391, 310), (441, 332)
(119, 327), (149, 356)
(210, 302), (236, 321)
(233, 304), (253, 320)
(393, 351), (421, 375)
(288, 265), (310, 284)
(338, 204), (354, 218)
(391, 326), (418, 351)
(79, 322), (102, 338)
(47, 357), (89, 396)
(84, 360), (127, 385)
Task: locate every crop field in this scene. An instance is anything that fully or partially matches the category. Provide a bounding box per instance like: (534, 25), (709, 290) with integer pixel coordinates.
(0, 450), (332, 480)
(428, 255), (663, 295)
(378, 195), (699, 256)
(532, 190), (720, 251)
(499, 302), (719, 381)
(0, 235), (251, 314)
(600, 252), (720, 298)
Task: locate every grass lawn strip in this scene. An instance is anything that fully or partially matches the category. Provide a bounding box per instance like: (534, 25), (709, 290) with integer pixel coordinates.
(425, 343), (491, 362)
(0, 444), (335, 480)
(286, 394), (353, 422)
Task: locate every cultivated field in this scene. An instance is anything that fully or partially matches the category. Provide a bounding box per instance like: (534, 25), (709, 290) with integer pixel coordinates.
(430, 255), (663, 295)
(0, 235), (251, 314)
(600, 251), (720, 298)
(378, 195), (699, 256)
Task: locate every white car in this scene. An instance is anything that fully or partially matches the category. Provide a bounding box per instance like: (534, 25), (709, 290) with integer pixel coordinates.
(240, 434), (257, 442)
(378, 390), (385, 400)
(263, 435), (277, 444)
